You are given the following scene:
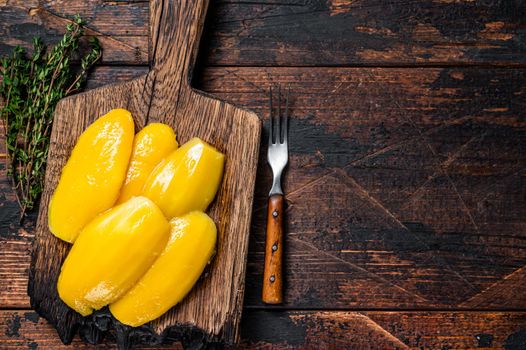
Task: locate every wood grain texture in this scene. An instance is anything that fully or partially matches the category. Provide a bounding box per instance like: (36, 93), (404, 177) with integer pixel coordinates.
(0, 310), (171, 350)
(27, 1), (261, 348)
(1, 0), (526, 66)
(1, 0), (525, 345)
(1, 310), (526, 349)
(198, 67), (526, 309)
(262, 194), (284, 304)
(239, 311), (526, 349)
(203, 0), (526, 66)
(2, 66), (525, 312)
(0, 0), (148, 64)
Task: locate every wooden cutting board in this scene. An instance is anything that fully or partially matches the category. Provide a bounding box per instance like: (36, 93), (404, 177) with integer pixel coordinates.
(28, 0), (261, 348)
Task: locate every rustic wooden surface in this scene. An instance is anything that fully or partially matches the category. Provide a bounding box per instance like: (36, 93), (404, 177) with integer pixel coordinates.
(2, 309), (526, 349)
(1, 0), (526, 349)
(2, 0), (526, 66)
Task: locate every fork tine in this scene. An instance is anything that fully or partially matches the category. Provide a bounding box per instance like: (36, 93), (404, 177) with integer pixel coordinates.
(277, 84), (281, 144)
(269, 85), (273, 144)
(283, 84), (290, 143)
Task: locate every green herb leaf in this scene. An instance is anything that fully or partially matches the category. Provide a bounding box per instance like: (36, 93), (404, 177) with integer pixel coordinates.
(0, 16), (102, 222)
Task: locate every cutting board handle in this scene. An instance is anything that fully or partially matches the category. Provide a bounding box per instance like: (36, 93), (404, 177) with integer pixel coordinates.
(149, 0), (209, 87)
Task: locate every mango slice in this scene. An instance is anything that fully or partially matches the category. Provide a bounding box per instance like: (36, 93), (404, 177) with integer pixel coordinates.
(117, 123), (178, 204)
(57, 196), (170, 316)
(48, 108), (134, 243)
(142, 137), (225, 218)
(109, 211), (217, 326)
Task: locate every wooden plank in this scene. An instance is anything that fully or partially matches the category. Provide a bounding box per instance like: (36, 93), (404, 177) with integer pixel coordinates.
(1, 1), (526, 66)
(2, 66), (525, 311)
(205, 0), (526, 66)
(0, 310), (170, 349)
(0, 239), (32, 308)
(239, 310), (526, 349)
(199, 67), (526, 309)
(1, 310), (526, 349)
(28, 1), (260, 348)
(0, 0), (148, 64)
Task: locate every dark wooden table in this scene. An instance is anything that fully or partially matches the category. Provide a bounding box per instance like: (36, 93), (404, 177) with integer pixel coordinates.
(1, 1), (526, 349)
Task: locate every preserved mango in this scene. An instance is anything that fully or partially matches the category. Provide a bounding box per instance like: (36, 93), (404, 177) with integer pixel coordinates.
(110, 211), (217, 326)
(117, 123), (178, 204)
(142, 137), (225, 218)
(48, 108), (134, 243)
(57, 196), (170, 316)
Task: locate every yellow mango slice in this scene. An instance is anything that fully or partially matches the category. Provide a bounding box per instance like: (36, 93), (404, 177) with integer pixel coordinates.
(57, 196), (170, 316)
(141, 137), (225, 218)
(117, 123), (178, 204)
(109, 211), (217, 326)
(48, 108), (135, 243)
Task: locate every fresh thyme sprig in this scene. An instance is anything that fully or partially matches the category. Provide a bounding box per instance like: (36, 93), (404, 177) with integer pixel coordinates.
(0, 15), (102, 221)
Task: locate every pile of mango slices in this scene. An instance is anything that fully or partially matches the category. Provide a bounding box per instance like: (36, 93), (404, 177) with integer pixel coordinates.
(48, 108), (225, 327)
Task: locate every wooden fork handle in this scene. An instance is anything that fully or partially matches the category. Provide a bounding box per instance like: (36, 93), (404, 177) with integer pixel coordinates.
(262, 194), (284, 304)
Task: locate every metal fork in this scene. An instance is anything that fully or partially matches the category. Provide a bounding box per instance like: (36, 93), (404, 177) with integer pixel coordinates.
(262, 84), (289, 304)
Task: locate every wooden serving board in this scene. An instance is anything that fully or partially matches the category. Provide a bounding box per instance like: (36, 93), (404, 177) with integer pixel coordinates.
(28, 0), (261, 348)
